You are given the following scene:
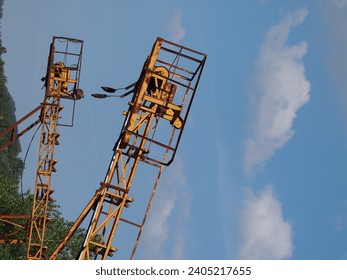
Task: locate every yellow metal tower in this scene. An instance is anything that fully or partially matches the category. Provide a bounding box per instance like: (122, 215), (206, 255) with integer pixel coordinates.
(50, 37), (206, 260)
(27, 36), (84, 260)
(0, 36), (84, 259)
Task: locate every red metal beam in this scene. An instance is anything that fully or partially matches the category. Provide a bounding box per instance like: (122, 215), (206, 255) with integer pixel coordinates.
(0, 104), (42, 151)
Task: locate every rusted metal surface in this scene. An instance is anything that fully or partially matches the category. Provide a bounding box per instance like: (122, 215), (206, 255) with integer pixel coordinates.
(0, 36), (84, 259)
(50, 37), (206, 260)
(0, 104), (42, 152)
(26, 36), (84, 260)
(0, 215), (30, 245)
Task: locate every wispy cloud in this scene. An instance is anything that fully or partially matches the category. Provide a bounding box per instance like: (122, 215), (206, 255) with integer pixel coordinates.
(243, 8), (310, 174)
(140, 157), (189, 259)
(167, 9), (186, 43)
(237, 185), (293, 259)
(171, 189), (191, 259)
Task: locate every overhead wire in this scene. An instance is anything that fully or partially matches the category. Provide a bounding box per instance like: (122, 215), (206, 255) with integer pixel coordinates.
(20, 123), (42, 200)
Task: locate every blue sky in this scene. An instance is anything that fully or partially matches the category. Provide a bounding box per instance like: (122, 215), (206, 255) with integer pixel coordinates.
(2, 0), (347, 260)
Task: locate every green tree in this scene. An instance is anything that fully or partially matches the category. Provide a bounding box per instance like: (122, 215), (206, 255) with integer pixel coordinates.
(44, 203), (87, 260)
(0, 177), (87, 259)
(0, 174), (29, 259)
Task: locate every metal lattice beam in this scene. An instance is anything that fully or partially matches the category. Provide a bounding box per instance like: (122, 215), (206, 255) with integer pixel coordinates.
(50, 37), (206, 260)
(26, 36), (84, 260)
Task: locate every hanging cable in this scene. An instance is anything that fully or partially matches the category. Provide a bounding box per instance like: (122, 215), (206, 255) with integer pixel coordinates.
(20, 123), (41, 200)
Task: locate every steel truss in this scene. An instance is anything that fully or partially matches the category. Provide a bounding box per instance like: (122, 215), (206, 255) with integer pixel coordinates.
(27, 36), (84, 260)
(0, 36), (84, 259)
(50, 37), (206, 260)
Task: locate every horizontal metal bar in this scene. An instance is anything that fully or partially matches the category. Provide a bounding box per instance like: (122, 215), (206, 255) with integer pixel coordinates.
(160, 46), (203, 64)
(140, 156), (166, 167)
(0, 104), (42, 138)
(124, 129), (176, 151)
(159, 37), (207, 57)
(119, 218), (141, 228)
(54, 50), (81, 57)
(156, 59), (195, 76)
(0, 239), (27, 245)
(0, 214), (30, 219)
(54, 36), (84, 44)
(100, 182), (129, 193)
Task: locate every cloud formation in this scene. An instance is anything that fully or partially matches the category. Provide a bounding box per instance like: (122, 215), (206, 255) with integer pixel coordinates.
(244, 8), (310, 174)
(140, 157), (189, 259)
(167, 9), (186, 43)
(237, 186), (293, 259)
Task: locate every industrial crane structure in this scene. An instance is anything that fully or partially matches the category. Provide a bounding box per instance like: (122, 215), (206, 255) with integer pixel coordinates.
(0, 36), (206, 260)
(0, 36), (84, 259)
(50, 37), (206, 260)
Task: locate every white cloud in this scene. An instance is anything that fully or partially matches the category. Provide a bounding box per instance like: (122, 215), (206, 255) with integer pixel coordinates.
(237, 185), (293, 259)
(170, 190), (191, 259)
(244, 8), (310, 174)
(140, 157), (189, 259)
(167, 9), (186, 43)
(142, 190), (177, 259)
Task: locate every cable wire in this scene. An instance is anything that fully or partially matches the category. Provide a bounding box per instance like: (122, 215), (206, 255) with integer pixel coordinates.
(20, 123), (41, 200)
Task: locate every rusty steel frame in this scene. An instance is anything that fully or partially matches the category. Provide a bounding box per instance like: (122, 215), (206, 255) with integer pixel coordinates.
(26, 96), (62, 259)
(0, 214), (30, 244)
(0, 105), (43, 152)
(0, 36), (84, 259)
(50, 37), (206, 260)
(26, 36), (84, 260)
